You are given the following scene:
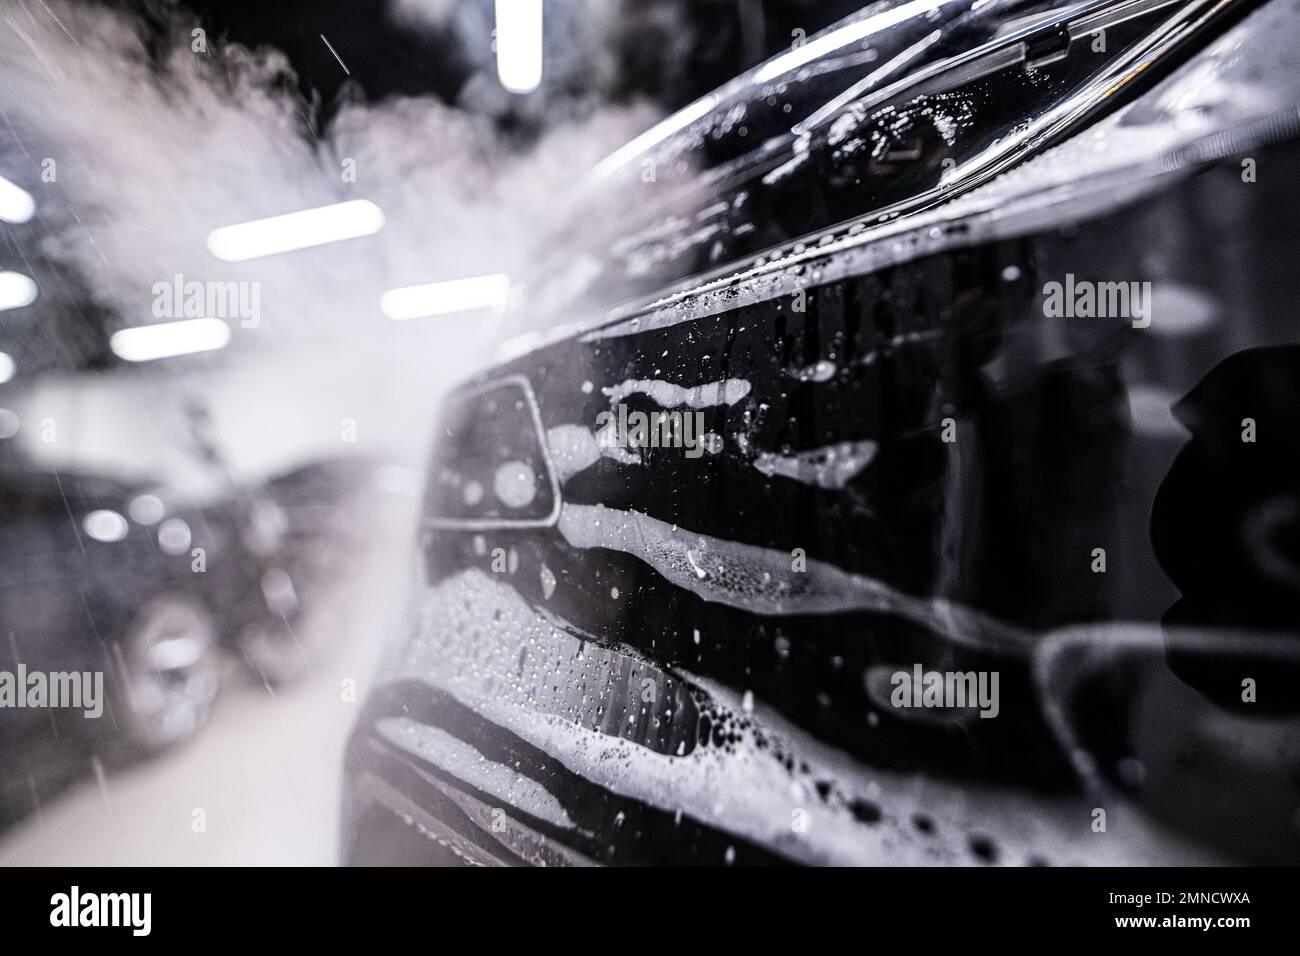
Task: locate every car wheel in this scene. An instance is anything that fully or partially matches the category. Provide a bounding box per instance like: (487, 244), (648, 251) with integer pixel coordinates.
(118, 594), (220, 752)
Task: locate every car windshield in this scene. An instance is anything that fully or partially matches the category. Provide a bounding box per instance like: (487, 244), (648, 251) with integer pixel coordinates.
(515, 0), (1236, 333)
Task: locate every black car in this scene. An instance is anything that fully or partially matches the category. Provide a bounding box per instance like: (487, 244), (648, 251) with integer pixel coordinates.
(0, 453), (382, 827)
(0, 467), (221, 822)
(343, 0), (1300, 865)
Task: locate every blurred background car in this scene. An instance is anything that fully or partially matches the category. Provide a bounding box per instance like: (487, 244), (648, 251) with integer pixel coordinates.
(0, 422), (386, 828)
(0, 463), (221, 828)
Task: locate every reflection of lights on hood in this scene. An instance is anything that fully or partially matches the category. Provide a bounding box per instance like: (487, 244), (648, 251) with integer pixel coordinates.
(589, 0), (956, 181)
(157, 517), (192, 555)
(380, 273), (510, 320)
(110, 318), (231, 362)
(83, 509), (129, 543)
(206, 199), (385, 262)
(0, 352), (15, 385)
(590, 94), (719, 181)
(753, 0), (953, 84)
(128, 494), (166, 526)
(0, 174), (35, 224)
(495, 0), (544, 94)
(0, 271), (38, 313)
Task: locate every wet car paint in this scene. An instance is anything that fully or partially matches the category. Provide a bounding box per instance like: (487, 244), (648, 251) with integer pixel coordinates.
(343, 0), (1300, 865)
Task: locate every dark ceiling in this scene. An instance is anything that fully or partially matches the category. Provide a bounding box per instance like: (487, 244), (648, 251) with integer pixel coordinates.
(171, 0), (866, 117)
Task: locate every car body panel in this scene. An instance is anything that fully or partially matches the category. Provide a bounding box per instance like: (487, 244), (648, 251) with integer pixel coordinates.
(344, 0), (1300, 865)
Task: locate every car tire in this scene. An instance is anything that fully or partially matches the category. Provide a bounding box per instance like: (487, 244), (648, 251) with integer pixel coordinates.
(118, 594), (220, 752)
